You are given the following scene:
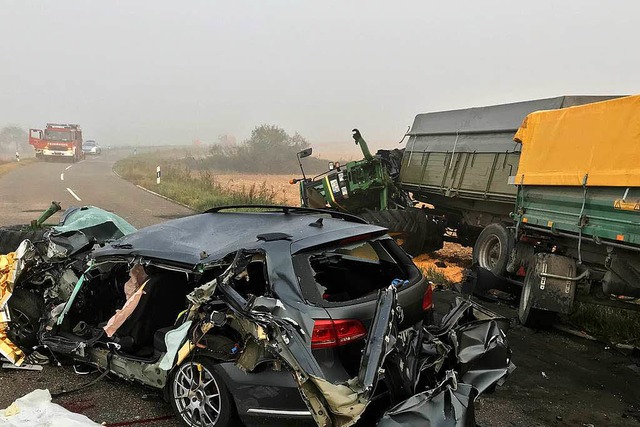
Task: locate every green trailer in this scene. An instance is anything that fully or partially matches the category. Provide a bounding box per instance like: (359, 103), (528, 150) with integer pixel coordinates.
(508, 184), (640, 325)
(492, 95), (640, 326)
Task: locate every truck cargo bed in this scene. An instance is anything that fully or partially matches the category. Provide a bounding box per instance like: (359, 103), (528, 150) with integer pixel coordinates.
(515, 185), (640, 248)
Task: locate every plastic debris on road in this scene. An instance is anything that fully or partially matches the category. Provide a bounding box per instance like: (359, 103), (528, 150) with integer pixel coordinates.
(0, 389), (101, 427)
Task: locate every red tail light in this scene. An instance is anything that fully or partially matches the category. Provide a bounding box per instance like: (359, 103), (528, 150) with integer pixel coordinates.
(311, 319), (367, 349)
(422, 282), (434, 311)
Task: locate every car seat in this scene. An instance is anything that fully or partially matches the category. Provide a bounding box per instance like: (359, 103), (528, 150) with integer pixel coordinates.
(115, 271), (188, 352)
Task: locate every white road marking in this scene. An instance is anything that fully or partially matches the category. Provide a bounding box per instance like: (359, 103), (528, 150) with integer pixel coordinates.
(66, 187), (81, 201)
(65, 165), (73, 170)
(60, 173), (64, 181)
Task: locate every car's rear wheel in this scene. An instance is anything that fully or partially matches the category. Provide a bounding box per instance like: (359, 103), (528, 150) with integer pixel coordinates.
(170, 358), (233, 427)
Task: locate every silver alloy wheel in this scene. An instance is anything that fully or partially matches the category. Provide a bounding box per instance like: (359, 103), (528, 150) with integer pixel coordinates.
(478, 235), (501, 269)
(172, 361), (222, 426)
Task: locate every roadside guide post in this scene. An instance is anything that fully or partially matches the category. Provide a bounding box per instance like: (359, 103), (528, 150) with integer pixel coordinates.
(15, 151), (19, 162)
(157, 166), (161, 184)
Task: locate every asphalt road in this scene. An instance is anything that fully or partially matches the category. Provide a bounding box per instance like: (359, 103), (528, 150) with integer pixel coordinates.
(0, 149), (193, 228)
(0, 153), (639, 427)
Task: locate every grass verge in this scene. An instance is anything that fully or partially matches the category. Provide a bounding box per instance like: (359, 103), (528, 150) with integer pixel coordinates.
(114, 154), (284, 211)
(0, 158), (36, 179)
(569, 302), (640, 345)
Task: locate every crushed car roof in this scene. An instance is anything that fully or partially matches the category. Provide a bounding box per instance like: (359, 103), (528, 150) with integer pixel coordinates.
(92, 210), (387, 267)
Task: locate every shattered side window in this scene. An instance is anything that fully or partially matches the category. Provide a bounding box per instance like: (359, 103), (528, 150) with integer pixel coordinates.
(294, 237), (416, 305)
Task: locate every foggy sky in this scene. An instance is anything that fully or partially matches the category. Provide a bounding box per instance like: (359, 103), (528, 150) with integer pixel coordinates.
(1, 1), (638, 152)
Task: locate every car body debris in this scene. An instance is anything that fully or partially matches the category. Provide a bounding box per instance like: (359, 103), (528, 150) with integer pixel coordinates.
(1, 205), (514, 427)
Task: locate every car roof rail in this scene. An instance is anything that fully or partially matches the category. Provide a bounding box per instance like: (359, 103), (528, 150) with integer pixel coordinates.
(203, 205), (368, 224)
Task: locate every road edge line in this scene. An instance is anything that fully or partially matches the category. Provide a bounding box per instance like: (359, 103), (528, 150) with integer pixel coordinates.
(134, 185), (196, 211)
(111, 166), (196, 212)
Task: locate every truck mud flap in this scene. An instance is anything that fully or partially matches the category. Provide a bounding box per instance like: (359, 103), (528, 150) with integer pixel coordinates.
(526, 253), (577, 314)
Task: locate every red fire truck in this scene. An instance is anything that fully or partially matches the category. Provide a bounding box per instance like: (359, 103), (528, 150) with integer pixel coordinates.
(29, 123), (84, 162)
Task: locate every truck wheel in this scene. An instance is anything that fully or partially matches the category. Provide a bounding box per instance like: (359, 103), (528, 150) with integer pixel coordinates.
(518, 265), (557, 328)
(360, 208), (432, 256)
(472, 223), (513, 276)
(6, 288), (43, 349)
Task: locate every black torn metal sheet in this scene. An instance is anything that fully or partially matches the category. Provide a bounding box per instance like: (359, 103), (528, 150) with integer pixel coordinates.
(455, 320), (515, 394)
(378, 372), (477, 427)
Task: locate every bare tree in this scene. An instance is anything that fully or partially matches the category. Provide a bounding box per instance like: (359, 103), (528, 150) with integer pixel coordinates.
(0, 126), (28, 153)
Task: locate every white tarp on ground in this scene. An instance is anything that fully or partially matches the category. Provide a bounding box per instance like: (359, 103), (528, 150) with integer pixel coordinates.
(0, 389), (101, 427)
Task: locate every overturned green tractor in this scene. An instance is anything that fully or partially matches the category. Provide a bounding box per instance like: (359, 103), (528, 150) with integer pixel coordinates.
(291, 130), (443, 256)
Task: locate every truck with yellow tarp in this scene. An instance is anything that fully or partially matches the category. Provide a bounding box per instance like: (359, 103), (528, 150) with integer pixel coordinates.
(296, 95), (638, 326)
(500, 95), (640, 326)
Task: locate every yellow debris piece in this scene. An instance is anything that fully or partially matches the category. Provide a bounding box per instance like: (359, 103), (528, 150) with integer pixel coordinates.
(0, 252), (26, 366)
(4, 402), (20, 417)
(514, 95), (640, 186)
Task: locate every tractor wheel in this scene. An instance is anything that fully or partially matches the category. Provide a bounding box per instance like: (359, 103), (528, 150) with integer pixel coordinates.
(0, 227), (47, 255)
(360, 208), (435, 256)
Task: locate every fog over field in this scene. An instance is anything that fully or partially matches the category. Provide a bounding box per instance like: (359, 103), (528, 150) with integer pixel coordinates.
(1, 1), (638, 151)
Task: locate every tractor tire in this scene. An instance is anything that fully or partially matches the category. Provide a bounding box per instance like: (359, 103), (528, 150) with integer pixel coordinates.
(360, 208), (432, 256)
(0, 226), (47, 255)
(472, 223), (513, 277)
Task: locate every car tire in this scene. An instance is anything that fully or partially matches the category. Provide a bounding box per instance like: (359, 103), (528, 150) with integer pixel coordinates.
(7, 288), (43, 349)
(170, 357), (234, 427)
(360, 208), (432, 256)
(518, 264), (557, 329)
(472, 223), (513, 277)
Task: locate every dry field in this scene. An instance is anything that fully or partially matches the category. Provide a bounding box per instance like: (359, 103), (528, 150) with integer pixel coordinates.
(211, 173), (300, 205)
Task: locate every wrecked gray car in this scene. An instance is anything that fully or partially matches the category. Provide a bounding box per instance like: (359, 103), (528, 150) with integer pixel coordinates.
(5, 206), (513, 427)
